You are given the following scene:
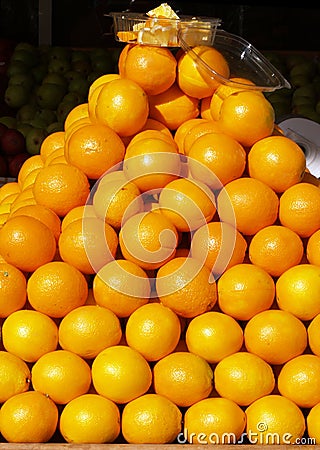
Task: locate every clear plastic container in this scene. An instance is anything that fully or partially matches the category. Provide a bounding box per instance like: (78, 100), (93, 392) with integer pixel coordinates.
(178, 27), (291, 92)
(108, 12), (290, 92)
(108, 11), (221, 47)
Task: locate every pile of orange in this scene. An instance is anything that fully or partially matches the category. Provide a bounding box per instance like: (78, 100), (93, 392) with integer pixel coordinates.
(1, 39), (320, 446)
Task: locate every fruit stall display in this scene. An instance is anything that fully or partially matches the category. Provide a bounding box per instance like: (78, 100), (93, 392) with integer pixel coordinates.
(1, 3), (320, 447)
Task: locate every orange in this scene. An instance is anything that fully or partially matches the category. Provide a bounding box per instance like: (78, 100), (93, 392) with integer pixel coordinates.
(0, 181), (21, 204)
(1, 309), (59, 363)
(209, 77), (258, 121)
(59, 393), (120, 444)
(183, 397), (246, 445)
(64, 102), (89, 131)
(307, 229), (320, 266)
(156, 256), (217, 318)
(126, 128), (177, 149)
(32, 163), (90, 217)
(185, 311), (243, 364)
(248, 225), (304, 277)
(91, 345), (152, 404)
(245, 395), (306, 444)
(276, 264), (320, 321)
(277, 354), (320, 408)
(19, 167), (42, 191)
(17, 155), (44, 188)
(119, 44), (177, 95)
(121, 393), (182, 444)
(174, 118), (208, 154)
(217, 90), (275, 147)
(10, 203), (61, 242)
(88, 75), (121, 123)
(148, 83), (200, 131)
(93, 259), (150, 318)
(188, 132), (246, 188)
(214, 351), (275, 406)
(153, 351), (213, 407)
(58, 216), (118, 275)
(244, 309), (307, 365)
(8, 189), (37, 214)
(190, 221), (247, 277)
(125, 302), (181, 361)
(177, 45), (230, 98)
(64, 116), (92, 143)
(217, 263), (275, 321)
(31, 349), (91, 405)
(58, 304), (122, 359)
(0, 192), (19, 207)
(123, 136), (181, 192)
(308, 313), (320, 356)
(200, 96), (213, 120)
(159, 177), (216, 232)
(136, 117), (173, 139)
(95, 78), (149, 137)
(248, 135), (306, 193)
(88, 73), (121, 100)
(92, 170), (144, 229)
(307, 402), (320, 444)
(61, 204), (97, 231)
(39, 131), (65, 162)
(42, 147), (67, 167)
(0, 351), (30, 402)
(183, 120), (222, 156)
(0, 262), (26, 318)
(27, 261), (88, 318)
(65, 123), (125, 180)
(119, 210), (179, 270)
(0, 391), (58, 443)
(279, 182), (320, 238)
(217, 177), (279, 235)
(0, 215), (56, 272)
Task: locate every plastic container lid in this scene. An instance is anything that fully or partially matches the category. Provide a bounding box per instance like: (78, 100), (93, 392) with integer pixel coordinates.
(108, 11), (221, 48)
(108, 11), (290, 92)
(178, 27), (291, 92)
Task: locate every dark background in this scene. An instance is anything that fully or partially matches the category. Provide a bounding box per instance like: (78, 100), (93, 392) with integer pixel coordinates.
(0, 0), (320, 51)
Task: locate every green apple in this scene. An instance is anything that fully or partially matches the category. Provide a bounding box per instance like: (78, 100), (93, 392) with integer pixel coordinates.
(71, 50), (90, 64)
(42, 72), (68, 90)
(285, 54), (308, 70)
(46, 121), (64, 134)
(293, 104), (320, 122)
(16, 103), (38, 123)
(64, 70), (85, 83)
(48, 58), (71, 75)
(4, 85), (30, 109)
(11, 49), (39, 68)
(56, 100), (78, 124)
(48, 46), (71, 62)
(25, 127), (48, 155)
(6, 61), (28, 77)
(68, 78), (90, 99)
(34, 108), (57, 126)
(0, 116), (17, 128)
(72, 59), (92, 77)
(62, 91), (82, 104)
(32, 63), (49, 84)
(36, 83), (66, 110)
(16, 122), (33, 138)
(8, 72), (35, 91)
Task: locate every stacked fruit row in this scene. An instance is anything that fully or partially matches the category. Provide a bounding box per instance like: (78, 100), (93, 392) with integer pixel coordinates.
(0, 39), (320, 446)
(0, 41), (120, 177)
(264, 51), (320, 122)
